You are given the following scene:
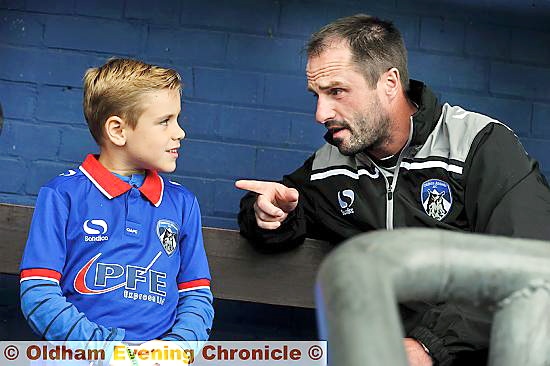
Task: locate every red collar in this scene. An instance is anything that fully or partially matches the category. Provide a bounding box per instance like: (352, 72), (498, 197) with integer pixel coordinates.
(79, 154), (164, 207)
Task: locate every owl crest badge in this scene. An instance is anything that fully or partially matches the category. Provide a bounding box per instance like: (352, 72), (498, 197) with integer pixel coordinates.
(156, 219), (179, 256)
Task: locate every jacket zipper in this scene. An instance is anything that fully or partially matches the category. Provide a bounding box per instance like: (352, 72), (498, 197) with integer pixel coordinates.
(369, 117), (414, 230)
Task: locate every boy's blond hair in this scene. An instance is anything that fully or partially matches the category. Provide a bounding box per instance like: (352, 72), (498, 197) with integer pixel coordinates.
(83, 58), (182, 144)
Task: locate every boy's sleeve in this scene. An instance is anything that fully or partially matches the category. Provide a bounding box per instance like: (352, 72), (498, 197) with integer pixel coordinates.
(20, 187), (125, 343)
(162, 197), (214, 344)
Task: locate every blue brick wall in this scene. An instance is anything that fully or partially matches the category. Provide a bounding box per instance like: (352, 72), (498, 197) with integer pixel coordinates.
(1, 0), (550, 229)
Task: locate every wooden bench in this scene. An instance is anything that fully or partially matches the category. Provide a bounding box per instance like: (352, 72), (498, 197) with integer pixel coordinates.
(0, 203), (332, 308)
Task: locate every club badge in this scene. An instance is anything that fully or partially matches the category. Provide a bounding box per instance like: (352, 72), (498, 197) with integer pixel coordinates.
(156, 219), (179, 256)
(421, 179), (452, 221)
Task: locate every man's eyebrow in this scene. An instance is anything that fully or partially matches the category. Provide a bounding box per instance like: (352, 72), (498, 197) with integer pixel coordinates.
(309, 81), (344, 92)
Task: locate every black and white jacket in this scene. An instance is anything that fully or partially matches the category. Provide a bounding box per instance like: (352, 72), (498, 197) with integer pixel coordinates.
(239, 80), (550, 365)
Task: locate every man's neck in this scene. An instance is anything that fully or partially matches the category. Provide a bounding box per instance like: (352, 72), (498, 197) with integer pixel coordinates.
(368, 99), (417, 160)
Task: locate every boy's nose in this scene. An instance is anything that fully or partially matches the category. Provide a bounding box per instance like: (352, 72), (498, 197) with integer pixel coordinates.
(174, 123), (185, 140)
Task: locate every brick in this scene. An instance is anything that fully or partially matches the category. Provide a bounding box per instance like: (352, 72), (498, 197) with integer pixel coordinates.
(36, 85), (84, 125)
(441, 92), (532, 137)
(256, 147), (312, 180)
(0, 11), (44, 46)
(279, 0), (327, 36)
(533, 103), (550, 139)
(194, 68), (264, 105)
(25, 0), (74, 14)
(409, 51), (488, 91)
(26, 160), (73, 195)
(166, 175), (215, 216)
(146, 27), (226, 65)
(521, 138), (550, 172)
(0, 0), (25, 10)
(10, 121), (60, 160)
(75, 0), (123, 19)
(0, 119), (16, 157)
(420, 17), (464, 54)
(181, 0), (278, 34)
(218, 106), (291, 145)
(490, 63), (550, 101)
(58, 127), (98, 163)
(227, 34), (304, 73)
(0, 157), (25, 193)
(264, 74), (315, 112)
(0, 193), (35, 205)
(0, 46), (105, 87)
(202, 216), (238, 230)
(124, 0), (180, 24)
(0, 81), (36, 120)
(175, 140), (256, 179)
(44, 16), (142, 55)
(214, 179), (242, 216)
(0, 46), (40, 83)
(510, 29), (550, 65)
(180, 101), (219, 140)
(465, 23), (509, 59)
(289, 113), (325, 150)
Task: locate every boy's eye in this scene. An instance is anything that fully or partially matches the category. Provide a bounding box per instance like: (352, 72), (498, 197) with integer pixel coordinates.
(160, 119), (169, 125)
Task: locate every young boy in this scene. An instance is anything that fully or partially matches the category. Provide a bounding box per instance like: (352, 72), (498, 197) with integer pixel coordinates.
(19, 58), (214, 361)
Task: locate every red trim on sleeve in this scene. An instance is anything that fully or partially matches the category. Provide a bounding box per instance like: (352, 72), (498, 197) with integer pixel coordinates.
(20, 268), (62, 281)
(178, 279), (211, 290)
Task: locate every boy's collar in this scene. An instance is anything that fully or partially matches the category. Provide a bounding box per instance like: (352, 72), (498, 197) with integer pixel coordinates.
(79, 154), (164, 207)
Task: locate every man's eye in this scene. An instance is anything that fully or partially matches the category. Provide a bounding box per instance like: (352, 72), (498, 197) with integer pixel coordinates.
(330, 88), (343, 96)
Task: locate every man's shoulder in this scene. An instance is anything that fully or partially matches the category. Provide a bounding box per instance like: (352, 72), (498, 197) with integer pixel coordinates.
(311, 143), (358, 172)
(417, 104), (508, 163)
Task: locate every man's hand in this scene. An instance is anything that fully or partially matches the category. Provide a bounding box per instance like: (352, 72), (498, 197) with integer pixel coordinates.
(404, 338), (433, 366)
(235, 180), (299, 230)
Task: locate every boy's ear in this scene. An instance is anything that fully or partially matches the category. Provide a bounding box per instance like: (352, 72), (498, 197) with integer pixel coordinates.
(104, 116), (127, 147)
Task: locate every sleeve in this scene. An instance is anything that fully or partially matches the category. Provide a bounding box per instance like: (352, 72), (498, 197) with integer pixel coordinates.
(19, 187), (125, 344)
(407, 123), (550, 365)
(162, 197), (214, 345)
(238, 155), (322, 252)
(405, 303), (491, 366)
(464, 123), (550, 240)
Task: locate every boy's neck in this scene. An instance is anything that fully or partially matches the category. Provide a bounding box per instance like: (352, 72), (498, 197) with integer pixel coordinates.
(98, 150), (146, 177)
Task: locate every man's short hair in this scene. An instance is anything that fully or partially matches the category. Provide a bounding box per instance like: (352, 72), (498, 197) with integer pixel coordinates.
(307, 14), (409, 91)
(83, 58), (182, 144)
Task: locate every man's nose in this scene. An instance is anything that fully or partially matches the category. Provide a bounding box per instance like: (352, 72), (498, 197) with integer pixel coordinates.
(315, 97), (336, 124)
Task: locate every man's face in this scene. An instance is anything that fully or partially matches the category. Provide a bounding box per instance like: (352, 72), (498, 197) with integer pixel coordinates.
(306, 41), (391, 156)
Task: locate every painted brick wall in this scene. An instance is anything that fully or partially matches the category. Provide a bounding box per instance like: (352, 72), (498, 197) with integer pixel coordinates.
(1, 0), (549, 229)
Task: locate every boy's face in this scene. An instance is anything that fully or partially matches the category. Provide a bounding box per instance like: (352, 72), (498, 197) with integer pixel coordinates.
(124, 88), (184, 173)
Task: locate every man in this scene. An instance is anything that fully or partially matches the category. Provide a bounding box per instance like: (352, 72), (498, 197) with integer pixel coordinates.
(236, 14), (550, 366)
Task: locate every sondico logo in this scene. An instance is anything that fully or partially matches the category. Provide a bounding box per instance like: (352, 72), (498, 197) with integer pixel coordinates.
(83, 219), (109, 242)
(338, 189), (355, 216)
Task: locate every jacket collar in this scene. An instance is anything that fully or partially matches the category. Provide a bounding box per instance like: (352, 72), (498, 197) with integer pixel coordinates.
(78, 154), (164, 207)
(407, 79), (443, 147)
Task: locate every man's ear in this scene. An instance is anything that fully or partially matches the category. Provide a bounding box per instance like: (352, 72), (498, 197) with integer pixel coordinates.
(383, 67), (401, 99)
(103, 116), (127, 147)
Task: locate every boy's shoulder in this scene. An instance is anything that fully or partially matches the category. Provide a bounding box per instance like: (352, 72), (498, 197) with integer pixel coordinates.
(162, 177), (197, 202)
(42, 167), (89, 192)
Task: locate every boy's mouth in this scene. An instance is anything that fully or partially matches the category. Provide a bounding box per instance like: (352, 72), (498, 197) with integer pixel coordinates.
(167, 147), (180, 157)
